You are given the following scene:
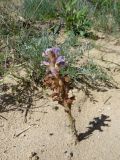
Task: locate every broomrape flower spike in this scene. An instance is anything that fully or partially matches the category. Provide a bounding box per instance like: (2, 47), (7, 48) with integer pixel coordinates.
(42, 47), (78, 143)
(42, 47), (72, 102)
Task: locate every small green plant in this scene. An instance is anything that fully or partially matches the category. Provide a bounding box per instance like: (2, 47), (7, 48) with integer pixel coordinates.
(13, 31), (57, 84)
(79, 60), (110, 82)
(112, 1), (120, 26)
(23, 0), (57, 20)
(91, 0), (120, 32)
(91, 0), (112, 10)
(60, 0), (91, 35)
(0, 5), (22, 36)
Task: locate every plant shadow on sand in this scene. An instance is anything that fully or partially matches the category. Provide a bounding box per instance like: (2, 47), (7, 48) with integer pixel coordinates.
(0, 82), (43, 122)
(77, 114), (111, 141)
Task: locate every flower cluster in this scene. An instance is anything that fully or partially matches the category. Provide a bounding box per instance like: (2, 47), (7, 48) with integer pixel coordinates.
(42, 47), (75, 108)
(42, 47), (66, 77)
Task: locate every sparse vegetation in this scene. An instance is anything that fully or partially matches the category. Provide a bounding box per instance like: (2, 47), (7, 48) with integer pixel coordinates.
(23, 0), (57, 20)
(0, 0), (119, 88)
(1, 1), (120, 158)
(0, 0), (120, 144)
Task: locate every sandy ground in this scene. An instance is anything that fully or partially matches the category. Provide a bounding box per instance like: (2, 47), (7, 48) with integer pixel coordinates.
(0, 36), (120, 160)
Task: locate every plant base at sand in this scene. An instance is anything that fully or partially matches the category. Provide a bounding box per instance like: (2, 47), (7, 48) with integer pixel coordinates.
(42, 47), (78, 141)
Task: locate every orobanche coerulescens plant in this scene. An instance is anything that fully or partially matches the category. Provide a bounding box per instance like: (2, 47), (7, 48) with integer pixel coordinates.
(42, 47), (75, 107)
(42, 47), (78, 142)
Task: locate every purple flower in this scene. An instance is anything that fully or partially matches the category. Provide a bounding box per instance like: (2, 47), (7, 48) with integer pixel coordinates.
(56, 56), (65, 66)
(52, 47), (60, 55)
(42, 47), (66, 77)
(42, 47), (60, 57)
(50, 67), (58, 77)
(42, 61), (50, 66)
